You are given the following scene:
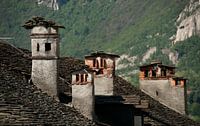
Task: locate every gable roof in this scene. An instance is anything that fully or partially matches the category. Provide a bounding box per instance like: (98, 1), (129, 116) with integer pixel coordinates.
(0, 41), (199, 126)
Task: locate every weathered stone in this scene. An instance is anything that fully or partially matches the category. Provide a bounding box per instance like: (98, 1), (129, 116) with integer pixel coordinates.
(173, 0), (200, 43)
(140, 80), (186, 114)
(0, 41), (199, 125)
(37, 0), (59, 10)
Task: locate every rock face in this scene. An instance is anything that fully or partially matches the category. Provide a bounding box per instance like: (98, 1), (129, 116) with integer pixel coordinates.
(173, 0), (200, 43)
(142, 47), (157, 62)
(162, 48), (179, 64)
(37, 0), (59, 10)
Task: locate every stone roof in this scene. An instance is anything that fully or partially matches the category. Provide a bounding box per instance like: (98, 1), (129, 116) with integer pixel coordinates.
(85, 51), (120, 58)
(139, 62), (176, 69)
(0, 41), (199, 125)
(0, 41), (96, 125)
(113, 76), (199, 125)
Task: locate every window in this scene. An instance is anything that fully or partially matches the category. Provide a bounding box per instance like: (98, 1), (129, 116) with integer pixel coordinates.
(81, 74), (84, 82)
(161, 69), (166, 77)
(145, 70), (148, 77)
(85, 75), (88, 82)
(37, 43), (40, 51)
(156, 91), (158, 96)
(175, 80), (181, 85)
(45, 43), (51, 51)
(93, 59), (96, 67)
(152, 70), (156, 77)
(76, 74), (79, 82)
(100, 59), (103, 67)
(104, 60), (107, 69)
(96, 60), (99, 69)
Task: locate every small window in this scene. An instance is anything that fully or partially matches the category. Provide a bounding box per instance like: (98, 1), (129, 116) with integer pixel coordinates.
(81, 74), (84, 82)
(85, 74), (88, 82)
(161, 69), (167, 77)
(156, 91), (158, 96)
(152, 70), (156, 77)
(100, 59), (103, 67)
(145, 70), (148, 77)
(76, 74), (79, 82)
(175, 80), (181, 85)
(93, 59), (96, 67)
(104, 60), (107, 69)
(45, 43), (51, 51)
(96, 60), (99, 69)
(37, 43), (40, 51)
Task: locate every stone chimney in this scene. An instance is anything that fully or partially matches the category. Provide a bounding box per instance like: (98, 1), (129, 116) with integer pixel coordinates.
(23, 16), (64, 98)
(139, 61), (187, 114)
(71, 69), (95, 120)
(85, 51), (120, 96)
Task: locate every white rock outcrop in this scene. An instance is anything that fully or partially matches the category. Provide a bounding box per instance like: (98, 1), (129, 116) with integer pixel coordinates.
(161, 49), (178, 64)
(173, 0), (200, 43)
(142, 47), (157, 62)
(37, 0), (59, 10)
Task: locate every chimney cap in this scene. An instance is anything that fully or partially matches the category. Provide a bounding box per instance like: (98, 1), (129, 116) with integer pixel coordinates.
(85, 51), (120, 59)
(139, 60), (176, 69)
(22, 16), (65, 29)
(172, 77), (187, 80)
(72, 68), (95, 75)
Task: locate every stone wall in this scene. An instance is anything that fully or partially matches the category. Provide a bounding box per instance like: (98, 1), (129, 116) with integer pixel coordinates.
(31, 38), (59, 58)
(140, 80), (186, 114)
(72, 84), (95, 120)
(32, 60), (58, 97)
(94, 77), (113, 96)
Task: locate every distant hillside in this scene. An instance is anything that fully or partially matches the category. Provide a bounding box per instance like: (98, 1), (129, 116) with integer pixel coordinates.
(1, 0), (200, 120)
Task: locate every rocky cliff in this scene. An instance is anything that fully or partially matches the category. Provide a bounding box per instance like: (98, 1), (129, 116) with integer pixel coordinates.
(37, 0), (59, 10)
(173, 0), (200, 43)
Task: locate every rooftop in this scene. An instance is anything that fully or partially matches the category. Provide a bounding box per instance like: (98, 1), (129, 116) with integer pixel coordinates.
(140, 61), (176, 69)
(0, 41), (199, 125)
(85, 51), (120, 58)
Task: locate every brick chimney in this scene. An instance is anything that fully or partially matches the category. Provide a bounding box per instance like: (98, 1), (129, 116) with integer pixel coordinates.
(85, 51), (119, 96)
(71, 69), (95, 120)
(139, 61), (187, 114)
(23, 17), (64, 98)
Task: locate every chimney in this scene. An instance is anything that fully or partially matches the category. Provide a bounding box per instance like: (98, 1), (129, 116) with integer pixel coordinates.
(23, 16), (64, 98)
(139, 61), (187, 114)
(85, 51), (120, 96)
(71, 69), (95, 120)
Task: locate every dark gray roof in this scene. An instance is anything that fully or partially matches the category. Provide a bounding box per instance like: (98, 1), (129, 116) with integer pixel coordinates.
(140, 62), (176, 69)
(0, 42), (96, 125)
(113, 76), (199, 126)
(0, 41), (199, 126)
(22, 16), (65, 29)
(85, 51), (120, 58)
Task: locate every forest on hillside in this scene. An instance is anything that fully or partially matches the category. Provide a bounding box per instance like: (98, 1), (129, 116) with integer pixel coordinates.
(1, 0), (200, 121)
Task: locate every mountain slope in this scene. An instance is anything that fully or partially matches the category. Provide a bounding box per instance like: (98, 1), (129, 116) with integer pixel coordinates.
(1, 0), (200, 120)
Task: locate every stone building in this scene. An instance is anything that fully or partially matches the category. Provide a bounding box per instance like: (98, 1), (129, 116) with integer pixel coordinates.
(23, 16), (64, 98)
(84, 52), (147, 125)
(0, 17), (199, 125)
(71, 69), (95, 120)
(85, 52), (120, 95)
(139, 61), (187, 114)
